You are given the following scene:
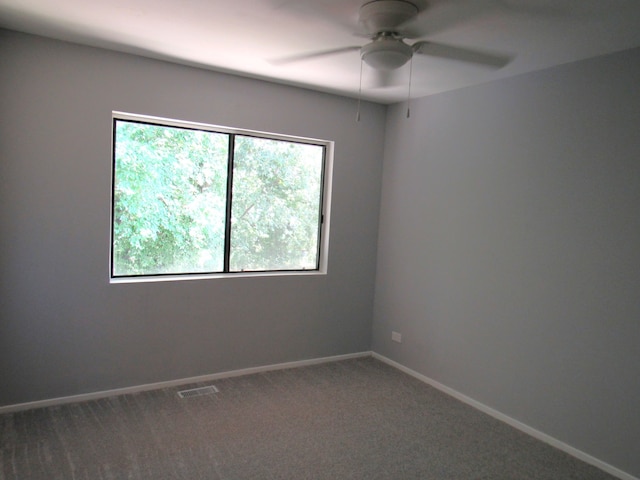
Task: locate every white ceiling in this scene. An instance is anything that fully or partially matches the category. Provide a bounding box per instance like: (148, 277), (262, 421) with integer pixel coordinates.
(1, 0), (640, 104)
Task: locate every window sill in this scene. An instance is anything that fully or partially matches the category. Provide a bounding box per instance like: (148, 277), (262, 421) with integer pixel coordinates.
(109, 269), (327, 284)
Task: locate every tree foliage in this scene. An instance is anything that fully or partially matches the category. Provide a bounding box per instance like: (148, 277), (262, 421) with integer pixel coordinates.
(112, 120), (324, 276)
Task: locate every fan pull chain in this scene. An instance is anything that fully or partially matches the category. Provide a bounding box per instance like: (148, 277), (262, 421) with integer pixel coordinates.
(406, 55), (414, 118)
(356, 58), (363, 122)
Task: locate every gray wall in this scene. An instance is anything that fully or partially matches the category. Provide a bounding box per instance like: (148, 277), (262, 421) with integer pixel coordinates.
(0, 30), (385, 406)
(372, 47), (640, 477)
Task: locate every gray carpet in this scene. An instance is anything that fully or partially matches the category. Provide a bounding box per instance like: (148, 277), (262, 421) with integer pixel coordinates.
(0, 357), (618, 479)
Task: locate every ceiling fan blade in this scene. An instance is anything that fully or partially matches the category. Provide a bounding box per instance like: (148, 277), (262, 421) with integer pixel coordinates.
(270, 46), (361, 66)
(271, 0), (366, 36)
(397, 0), (499, 38)
(398, 0), (565, 39)
(412, 41), (513, 68)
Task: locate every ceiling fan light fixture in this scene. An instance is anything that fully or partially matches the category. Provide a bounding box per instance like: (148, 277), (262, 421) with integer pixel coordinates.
(361, 38), (413, 70)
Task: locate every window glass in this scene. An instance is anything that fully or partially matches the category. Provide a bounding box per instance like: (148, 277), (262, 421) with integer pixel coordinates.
(230, 136), (324, 272)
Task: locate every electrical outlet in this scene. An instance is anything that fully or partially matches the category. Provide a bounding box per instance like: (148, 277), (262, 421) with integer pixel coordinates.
(391, 331), (402, 343)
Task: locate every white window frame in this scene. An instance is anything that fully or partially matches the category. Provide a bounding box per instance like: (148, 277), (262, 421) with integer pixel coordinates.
(110, 111), (333, 283)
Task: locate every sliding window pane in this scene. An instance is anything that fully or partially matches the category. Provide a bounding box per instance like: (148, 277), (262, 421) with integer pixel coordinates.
(112, 120), (229, 276)
(230, 136), (324, 272)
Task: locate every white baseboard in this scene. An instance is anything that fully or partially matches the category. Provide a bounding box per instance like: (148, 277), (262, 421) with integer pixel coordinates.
(0, 351), (372, 414)
(372, 352), (638, 480)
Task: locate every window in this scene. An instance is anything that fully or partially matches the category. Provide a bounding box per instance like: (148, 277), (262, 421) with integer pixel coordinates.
(111, 112), (332, 281)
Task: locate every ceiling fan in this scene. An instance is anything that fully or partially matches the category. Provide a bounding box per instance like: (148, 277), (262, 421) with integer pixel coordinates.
(273, 0), (513, 73)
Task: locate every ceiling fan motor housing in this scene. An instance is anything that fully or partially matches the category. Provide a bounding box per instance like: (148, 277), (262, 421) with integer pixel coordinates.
(358, 0), (418, 34)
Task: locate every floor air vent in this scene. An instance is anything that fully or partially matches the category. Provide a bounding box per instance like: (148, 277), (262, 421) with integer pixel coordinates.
(177, 385), (219, 398)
